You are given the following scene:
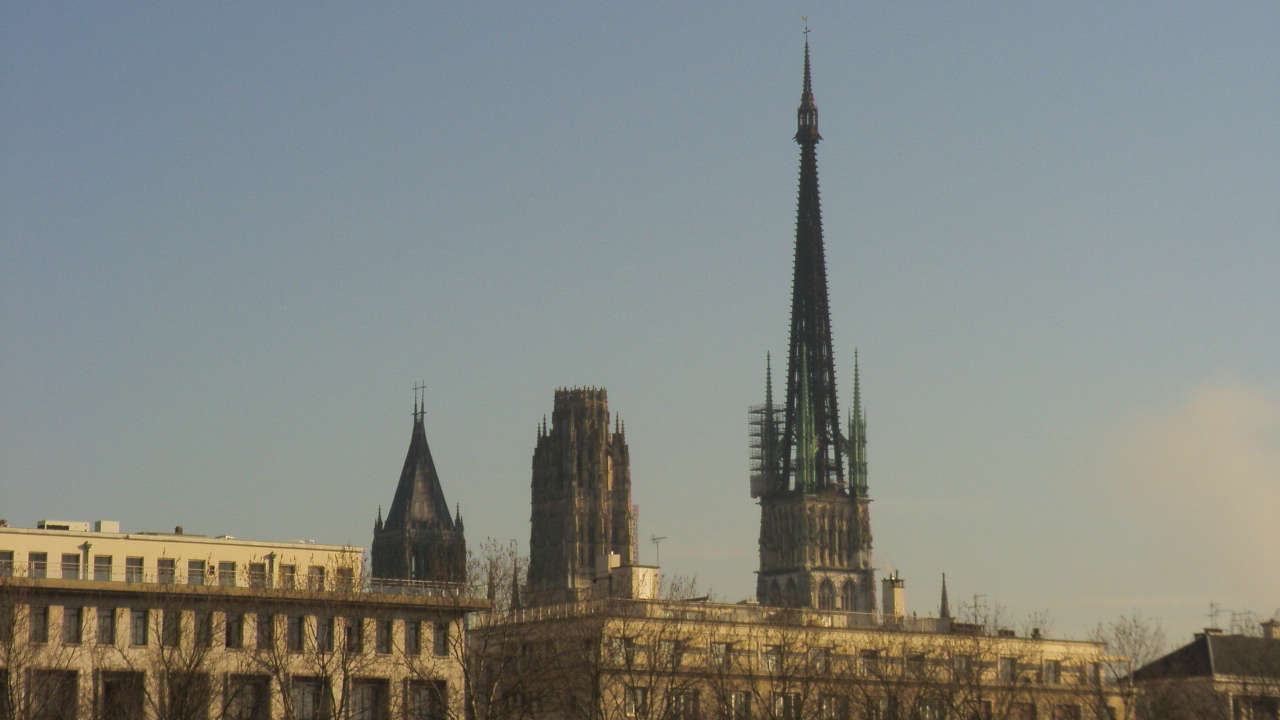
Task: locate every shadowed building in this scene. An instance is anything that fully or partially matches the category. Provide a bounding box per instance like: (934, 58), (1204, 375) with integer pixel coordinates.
(750, 41), (875, 611)
(372, 398), (467, 583)
(528, 388), (635, 605)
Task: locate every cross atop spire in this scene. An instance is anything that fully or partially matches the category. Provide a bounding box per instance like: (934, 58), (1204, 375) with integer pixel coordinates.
(796, 36), (820, 144)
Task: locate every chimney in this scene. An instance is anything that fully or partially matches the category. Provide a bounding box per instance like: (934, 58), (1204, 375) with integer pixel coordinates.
(1262, 620), (1279, 641)
(882, 572), (906, 618)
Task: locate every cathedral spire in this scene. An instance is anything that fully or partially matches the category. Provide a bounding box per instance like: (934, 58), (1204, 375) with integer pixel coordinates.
(781, 37), (843, 490)
(939, 573), (951, 620)
(847, 350), (868, 496)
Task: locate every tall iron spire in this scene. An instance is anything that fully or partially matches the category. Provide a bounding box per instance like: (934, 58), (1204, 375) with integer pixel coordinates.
(847, 350), (868, 496)
(781, 37), (843, 489)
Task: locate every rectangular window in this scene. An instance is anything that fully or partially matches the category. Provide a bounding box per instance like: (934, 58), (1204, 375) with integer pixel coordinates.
(226, 613), (244, 649)
(375, 619), (392, 654)
(953, 653), (974, 681)
(288, 615), (305, 652)
(131, 609), (148, 645)
(0, 550), (12, 577)
(860, 649), (879, 675)
(249, 562), (267, 588)
(336, 567), (354, 592)
(1010, 703), (1038, 720)
(658, 639), (683, 668)
(808, 646), (830, 674)
(256, 613), (274, 651)
(162, 609), (181, 647)
(167, 672), (212, 720)
(225, 675), (270, 720)
(433, 621), (449, 656)
(349, 678), (389, 720)
(999, 657), (1018, 683)
(763, 645), (783, 673)
(670, 690), (699, 720)
(292, 678), (328, 720)
(125, 556), (144, 583)
(187, 560), (206, 585)
(61, 553), (80, 580)
(1044, 660), (1062, 685)
(0, 604), (14, 642)
(317, 617), (335, 653)
(609, 636), (636, 665)
(624, 686), (648, 717)
(62, 606), (81, 644)
(97, 607), (116, 645)
(907, 653), (926, 676)
(102, 671), (145, 719)
(728, 691), (751, 720)
(195, 610), (214, 648)
(29, 552), (47, 578)
(94, 555), (113, 581)
(346, 618), (363, 653)
(281, 564), (296, 589)
(307, 566), (326, 591)
(820, 695), (848, 720)
(773, 692), (801, 720)
(1086, 661), (1103, 685)
(158, 558), (175, 584)
(405, 620), (421, 656)
(219, 561), (236, 587)
(30, 606), (49, 643)
(28, 670), (77, 720)
(710, 641), (731, 668)
(407, 680), (447, 720)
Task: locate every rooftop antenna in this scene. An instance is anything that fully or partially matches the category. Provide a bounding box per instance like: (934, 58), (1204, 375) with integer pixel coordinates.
(650, 535), (668, 567)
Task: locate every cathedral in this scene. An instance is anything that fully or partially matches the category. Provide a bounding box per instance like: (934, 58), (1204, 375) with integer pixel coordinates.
(749, 40), (876, 611)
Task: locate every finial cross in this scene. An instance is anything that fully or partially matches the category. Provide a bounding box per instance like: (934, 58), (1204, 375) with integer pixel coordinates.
(803, 17), (810, 37)
(413, 382), (427, 417)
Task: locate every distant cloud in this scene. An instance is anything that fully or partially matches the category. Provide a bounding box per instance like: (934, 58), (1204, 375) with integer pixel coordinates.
(1115, 379), (1280, 603)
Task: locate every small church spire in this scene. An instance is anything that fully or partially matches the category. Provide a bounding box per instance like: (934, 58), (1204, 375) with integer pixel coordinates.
(939, 573), (951, 620)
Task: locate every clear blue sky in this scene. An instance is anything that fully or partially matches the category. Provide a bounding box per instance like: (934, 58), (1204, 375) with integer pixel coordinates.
(3, 3), (1278, 643)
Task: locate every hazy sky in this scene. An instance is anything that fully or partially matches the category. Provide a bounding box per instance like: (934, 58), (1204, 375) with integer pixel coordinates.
(3, 3), (1278, 644)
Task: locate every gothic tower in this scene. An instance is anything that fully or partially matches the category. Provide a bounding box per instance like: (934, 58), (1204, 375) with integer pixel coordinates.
(750, 41), (875, 611)
(528, 388), (634, 605)
(371, 398), (467, 583)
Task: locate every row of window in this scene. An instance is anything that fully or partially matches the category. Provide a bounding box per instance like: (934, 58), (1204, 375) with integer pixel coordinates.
(3, 605), (450, 657)
(0, 668), (446, 720)
(0, 550), (354, 589)
(623, 687), (1109, 720)
(611, 638), (1092, 684)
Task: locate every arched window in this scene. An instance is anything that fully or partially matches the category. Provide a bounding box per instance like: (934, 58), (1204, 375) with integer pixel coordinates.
(785, 578), (798, 608)
(842, 580), (858, 612)
(818, 579), (836, 610)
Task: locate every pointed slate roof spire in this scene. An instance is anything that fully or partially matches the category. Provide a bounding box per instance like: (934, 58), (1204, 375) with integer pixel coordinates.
(847, 350), (869, 496)
(940, 573), (951, 620)
(382, 403), (455, 532)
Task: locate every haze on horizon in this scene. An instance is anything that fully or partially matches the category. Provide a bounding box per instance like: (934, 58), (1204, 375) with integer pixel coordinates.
(2, 3), (1278, 644)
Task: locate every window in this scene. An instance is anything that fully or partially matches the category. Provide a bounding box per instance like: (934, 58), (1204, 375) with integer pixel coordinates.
(29, 552), (47, 578)
(809, 646), (831, 673)
(625, 686), (649, 717)
(375, 619), (392, 654)
(187, 560), (206, 585)
(62, 606), (81, 644)
(195, 610), (214, 647)
(710, 641), (731, 669)
(434, 621), (449, 656)
(225, 675), (270, 720)
(999, 657), (1017, 683)
(1044, 660), (1062, 685)
(292, 678), (329, 720)
(281, 564), (297, 589)
(346, 618), (363, 653)
(407, 680), (447, 720)
(349, 678), (389, 720)
(1009, 703), (1038, 720)
(610, 636), (636, 665)
(94, 555), (113, 581)
(405, 620), (421, 656)
(256, 613), (274, 651)
(226, 613), (244, 649)
(907, 653), (927, 676)
(658, 639), (683, 668)
(30, 606), (49, 643)
(28, 670), (77, 720)
(820, 695), (848, 720)
(1085, 661), (1102, 685)
(970, 700), (993, 720)
(763, 645), (782, 673)
(102, 671), (145, 720)
(953, 653), (974, 681)
(157, 558), (175, 584)
(728, 691), (751, 720)
(162, 610), (181, 647)
(131, 609), (148, 645)
(248, 562), (267, 588)
(818, 579), (836, 610)
(336, 567), (354, 592)
(219, 561), (236, 587)
(288, 615), (305, 652)
(669, 690), (699, 720)
(317, 617), (335, 653)
(860, 649), (880, 675)
(307, 565), (325, 591)
(61, 553), (80, 579)
(166, 672), (212, 720)
(0, 605), (13, 642)
(773, 692), (801, 720)
(0, 550), (12, 577)
(1052, 706), (1080, 720)
(125, 556), (143, 583)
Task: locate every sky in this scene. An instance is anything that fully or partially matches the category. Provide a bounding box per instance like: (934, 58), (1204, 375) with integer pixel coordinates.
(2, 3), (1278, 645)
